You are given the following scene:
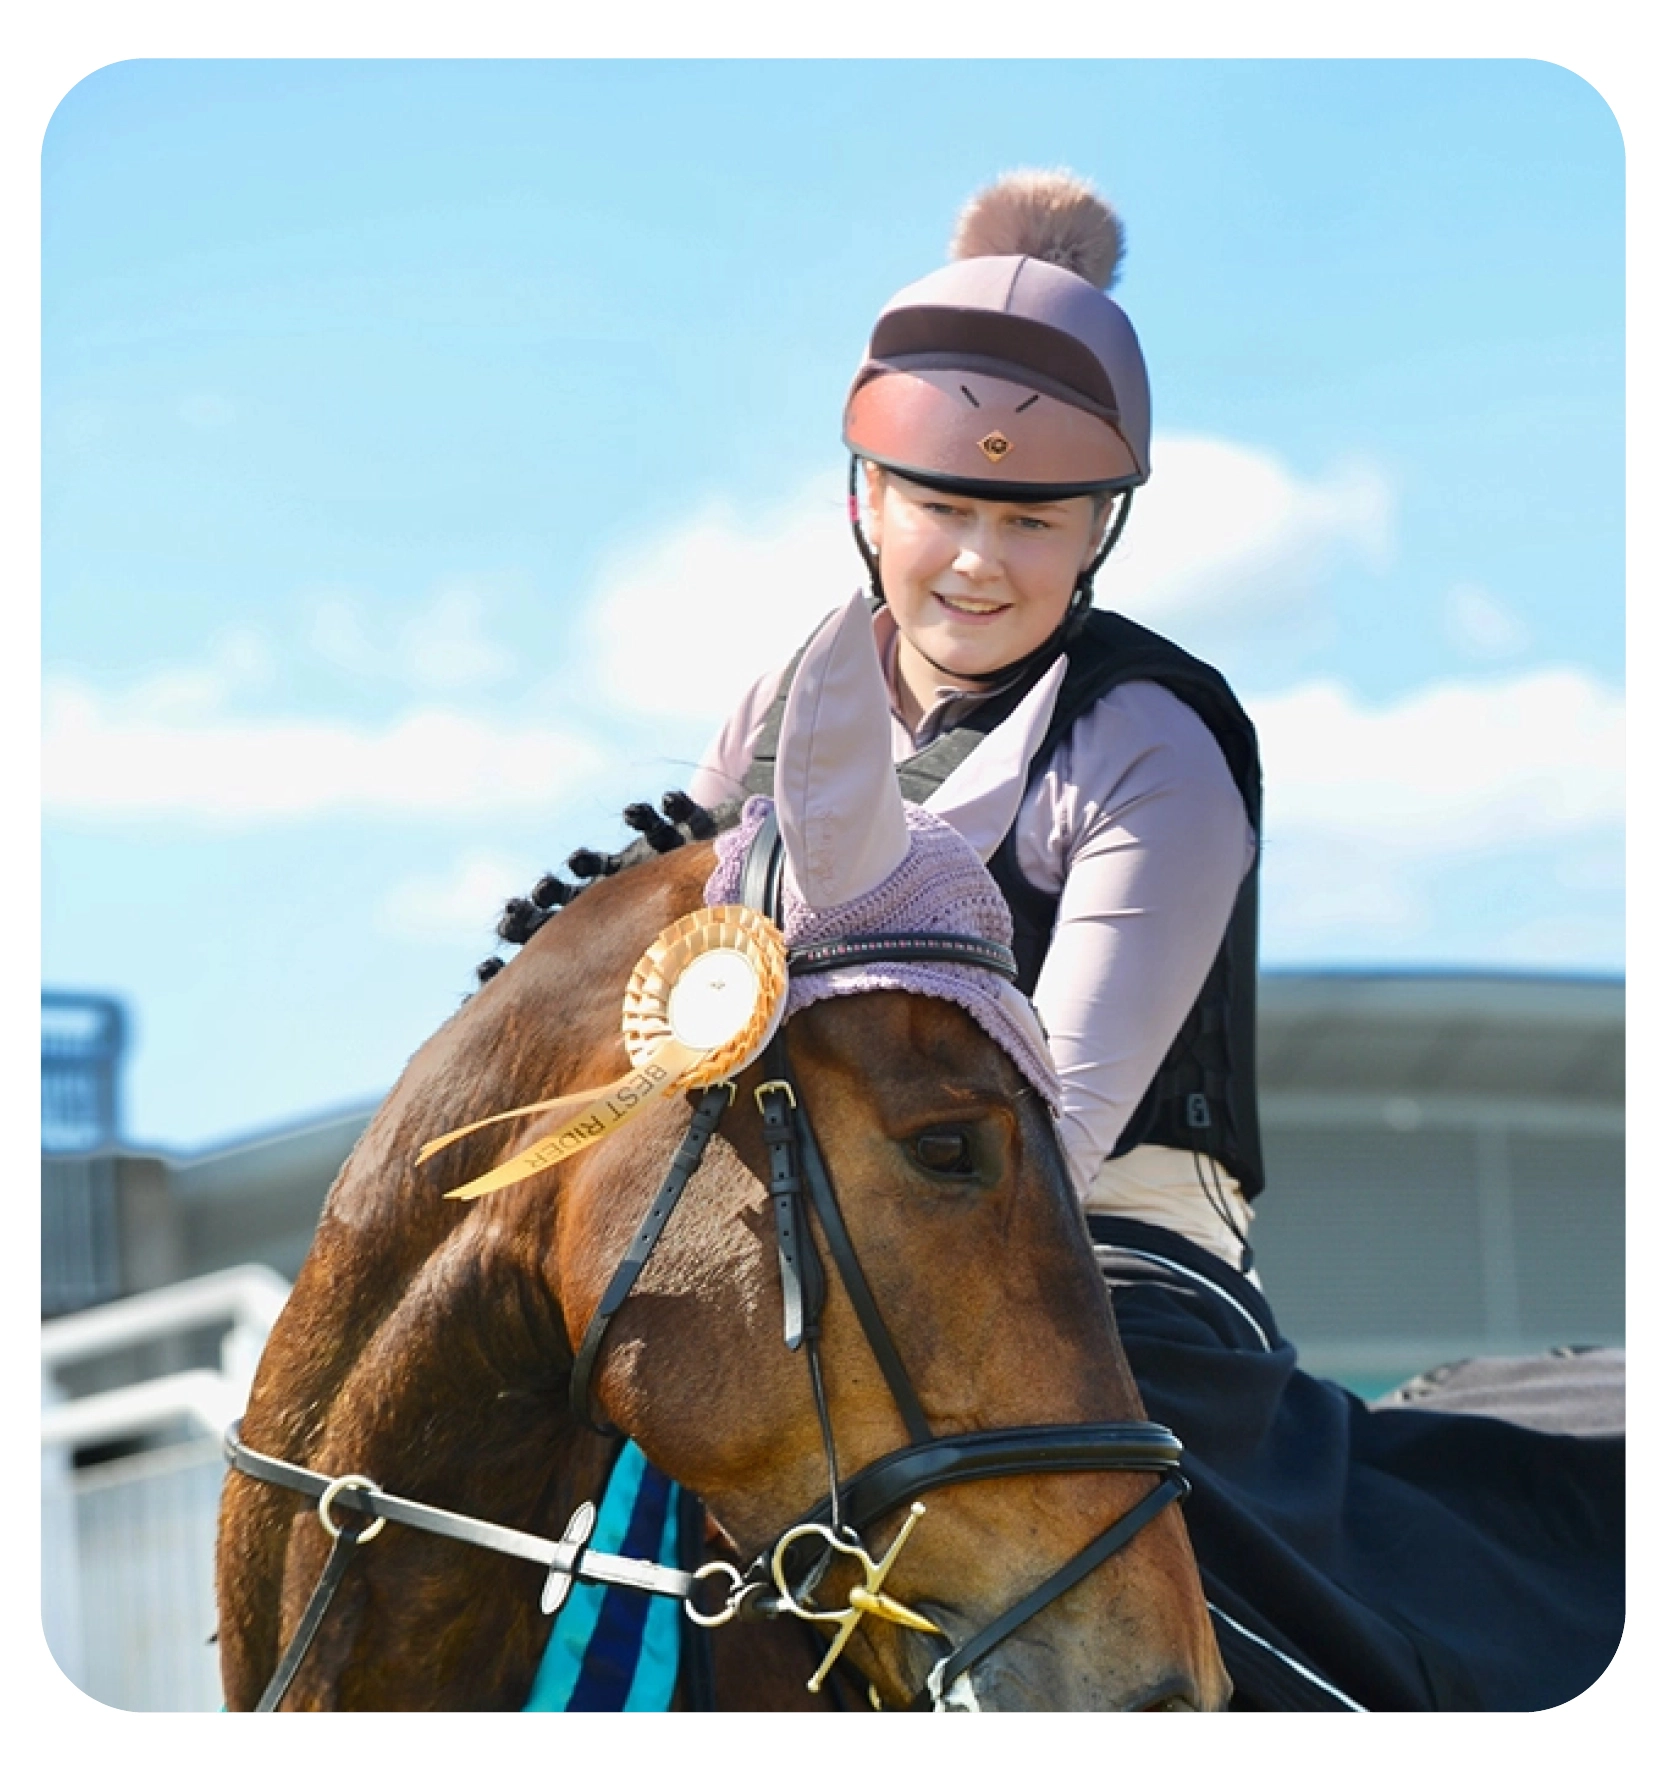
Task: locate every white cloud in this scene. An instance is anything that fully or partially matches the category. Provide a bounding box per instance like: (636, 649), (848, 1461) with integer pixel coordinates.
(1258, 838), (1427, 938)
(1105, 434), (1393, 626)
(375, 851), (537, 941)
(1249, 668), (1623, 856)
(1490, 913), (1628, 971)
(1252, 669), (1624, 962)
(120, 629), (275, 718)
(42, 679), (603, 823)
(401, 584), (518, 690)
(305, 596), (378, 672)
(1442, 580), (1532, 661)
(584, 473), (874, 730)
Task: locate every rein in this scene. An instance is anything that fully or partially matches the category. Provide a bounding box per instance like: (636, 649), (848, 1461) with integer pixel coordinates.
(229, 811), (1189, 1711)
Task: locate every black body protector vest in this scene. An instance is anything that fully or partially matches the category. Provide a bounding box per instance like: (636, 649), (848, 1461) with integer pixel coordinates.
(742, 608), (1266, 1199)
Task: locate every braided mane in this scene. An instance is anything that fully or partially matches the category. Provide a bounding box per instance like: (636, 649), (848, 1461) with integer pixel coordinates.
(472, 791), (740, 984)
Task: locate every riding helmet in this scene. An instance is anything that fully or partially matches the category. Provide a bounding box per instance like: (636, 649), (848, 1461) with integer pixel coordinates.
(843, 169), (1151, 502)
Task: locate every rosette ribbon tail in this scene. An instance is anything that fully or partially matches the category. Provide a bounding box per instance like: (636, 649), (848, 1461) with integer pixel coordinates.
(439, 1038), (709, 1200)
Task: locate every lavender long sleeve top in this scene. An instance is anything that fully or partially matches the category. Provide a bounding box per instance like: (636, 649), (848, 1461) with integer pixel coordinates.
(689, 606), (1256, 1199)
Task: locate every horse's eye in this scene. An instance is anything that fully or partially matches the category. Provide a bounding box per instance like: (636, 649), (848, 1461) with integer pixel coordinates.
(912, 1131), (975, 1175)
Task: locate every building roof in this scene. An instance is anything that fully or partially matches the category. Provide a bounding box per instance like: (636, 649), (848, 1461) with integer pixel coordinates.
(1257, 971), (1622, 1105)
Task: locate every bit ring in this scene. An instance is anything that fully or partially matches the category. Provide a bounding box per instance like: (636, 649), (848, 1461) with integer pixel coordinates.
(317, 1473), (386, 1543)
(684, 1560), (755, 1629)
(769, 1522), (870, 1622)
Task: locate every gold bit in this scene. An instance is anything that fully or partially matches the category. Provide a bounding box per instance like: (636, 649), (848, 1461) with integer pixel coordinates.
(848, 1585), (940, 1633)
(806, 1503), (940, 1694)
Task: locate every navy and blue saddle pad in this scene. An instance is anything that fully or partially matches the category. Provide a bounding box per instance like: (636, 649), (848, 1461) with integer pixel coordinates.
(522, 1439), (695, 1711)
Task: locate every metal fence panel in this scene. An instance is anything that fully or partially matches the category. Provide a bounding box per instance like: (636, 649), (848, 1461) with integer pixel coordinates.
(42, 993), (127, 1154)
(47, 1439), (226, 1712)
(42, 1156), (122, 1318)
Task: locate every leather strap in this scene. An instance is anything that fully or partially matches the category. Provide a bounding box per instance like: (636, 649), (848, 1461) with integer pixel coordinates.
(791, 1085), (934, 1446)
(757, 1051), (824, 1353)
(675, 1484), (719, 1711)
(255, 1518), (366, 1711)
(739, 806), (785, 920)
(568, 1084), (733, 1426)
(911, 1469), (1190, 1707)
(800, 1422), (1184, 1534)
(224, 1424), (692, 1600)
(789, 932), (1017, 982)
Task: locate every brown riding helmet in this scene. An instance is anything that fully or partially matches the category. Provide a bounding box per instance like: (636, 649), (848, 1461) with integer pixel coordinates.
(843, 170), (1151, 501)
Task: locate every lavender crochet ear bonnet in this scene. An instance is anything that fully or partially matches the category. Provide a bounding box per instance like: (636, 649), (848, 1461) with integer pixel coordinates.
(705, 794), (1061, 1108)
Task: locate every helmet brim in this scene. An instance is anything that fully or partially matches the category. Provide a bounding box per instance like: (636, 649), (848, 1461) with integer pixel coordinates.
(844, 366), (1146, 498)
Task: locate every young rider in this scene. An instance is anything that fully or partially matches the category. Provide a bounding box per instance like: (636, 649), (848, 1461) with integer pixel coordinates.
(690, 169), (1265, 1277)
(689, 172), (1622, 1712)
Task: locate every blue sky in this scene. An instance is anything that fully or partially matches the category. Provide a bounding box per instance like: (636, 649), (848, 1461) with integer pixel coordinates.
(37, 56), (1629, 1152)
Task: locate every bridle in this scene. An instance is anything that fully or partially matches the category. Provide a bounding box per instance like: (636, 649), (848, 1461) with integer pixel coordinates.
(226, 811), (1189, 1711)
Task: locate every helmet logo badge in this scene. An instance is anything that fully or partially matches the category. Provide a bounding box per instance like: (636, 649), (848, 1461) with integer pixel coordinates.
(978, 431), (1013, 462)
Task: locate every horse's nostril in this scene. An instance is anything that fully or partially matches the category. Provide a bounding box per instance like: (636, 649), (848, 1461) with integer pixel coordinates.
(1131, 1679), (1201, 1712)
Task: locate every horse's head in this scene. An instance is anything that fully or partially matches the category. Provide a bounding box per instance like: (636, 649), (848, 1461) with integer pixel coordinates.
(218, 594), (1228, 1712)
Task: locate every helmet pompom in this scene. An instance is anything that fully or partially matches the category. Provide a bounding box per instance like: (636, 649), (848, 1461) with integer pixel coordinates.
(949, 168), (1125, 290)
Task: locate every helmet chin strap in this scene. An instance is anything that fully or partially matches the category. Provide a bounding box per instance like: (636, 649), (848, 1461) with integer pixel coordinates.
(848, 454), (884, 592)
(845, 458), (1133, 689)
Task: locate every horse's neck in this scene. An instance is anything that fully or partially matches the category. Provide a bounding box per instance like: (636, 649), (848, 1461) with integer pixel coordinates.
(272, 854), (701, 1433)
(227, 845), (720, 1709)
(233, 1220), (619, 1708)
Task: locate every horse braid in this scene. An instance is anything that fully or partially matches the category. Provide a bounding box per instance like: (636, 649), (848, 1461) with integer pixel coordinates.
(566, 847), (621, 879)
(622, 802), (685, 853)
(497, 897), (552, 945)
(530, 873), (575, 910)
(661, 790), (717, 840)
(468, 792), (739, 989)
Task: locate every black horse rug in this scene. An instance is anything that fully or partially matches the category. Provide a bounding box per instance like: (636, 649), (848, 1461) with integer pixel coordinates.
(1092, 1215), (1625, 1712)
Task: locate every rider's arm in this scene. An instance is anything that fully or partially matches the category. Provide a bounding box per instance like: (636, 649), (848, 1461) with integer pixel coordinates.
(1015, 681), (1256, 1197)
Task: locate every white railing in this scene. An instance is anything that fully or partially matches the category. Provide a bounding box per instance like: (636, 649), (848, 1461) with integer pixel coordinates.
(42, 1263), (291, 1404)
(42, 1265), (292, 1712)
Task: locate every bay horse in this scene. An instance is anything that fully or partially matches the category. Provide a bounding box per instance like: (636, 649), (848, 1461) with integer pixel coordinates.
(215, 814), (1227, 1710)
(215, 596), (1230, 1711)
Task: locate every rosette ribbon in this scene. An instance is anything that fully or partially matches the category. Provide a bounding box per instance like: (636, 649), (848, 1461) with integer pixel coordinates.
(418, 904), (788, 1200)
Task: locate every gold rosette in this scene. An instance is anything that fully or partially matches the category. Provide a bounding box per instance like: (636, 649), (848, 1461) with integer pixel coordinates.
(622, 904), (788, 1086)
(418, 905), (787, 1201)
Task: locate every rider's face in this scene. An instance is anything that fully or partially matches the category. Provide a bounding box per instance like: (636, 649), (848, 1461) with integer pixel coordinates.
(865, 466), (1103, 696)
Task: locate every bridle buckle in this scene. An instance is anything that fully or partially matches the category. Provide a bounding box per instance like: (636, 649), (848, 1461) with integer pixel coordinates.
(753, 1077), (798, 1113)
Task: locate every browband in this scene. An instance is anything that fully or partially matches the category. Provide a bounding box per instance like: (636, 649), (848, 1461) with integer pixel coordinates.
(790, 932), (1017, 982)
